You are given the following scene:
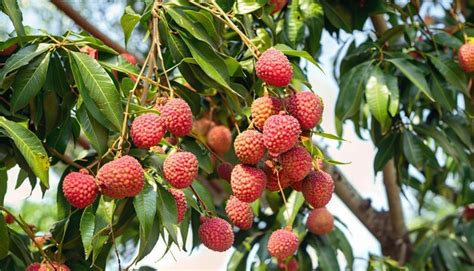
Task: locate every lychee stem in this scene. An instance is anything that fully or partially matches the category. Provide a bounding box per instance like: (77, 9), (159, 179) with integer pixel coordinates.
(190, 185), (212, 215)
(275, 170), (290, 227)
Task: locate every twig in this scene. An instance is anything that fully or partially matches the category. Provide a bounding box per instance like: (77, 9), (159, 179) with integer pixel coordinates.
(275, 170), (290, 226)
(190, 185), (211, 215)
(47, 146), (83, 170)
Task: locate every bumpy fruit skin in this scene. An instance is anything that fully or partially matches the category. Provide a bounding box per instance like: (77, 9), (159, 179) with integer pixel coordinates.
(231, 164), (266, 202)
(217, 162), (233, 181)
(26, 263), (41, 271)
(130, 113), (166, 148)
(267, 229), (299, 260)
(38, 262), (70, 271)
(264, 164), (292, 192)
(251, 96), (282, 131)
(290, 180), (302, 192)
(234, 130), (266, 164)
(307, 207), (334, 235)
(280, 146), (312, 182)
(207, 125), (232, 154)
(458, 43), (474, 72)
(263, 114), (301, 156)
(287, 91), (324, 129)
(169, 189), (187, 223)
(198, 217), (234, 252)
(256, 48), (293, 87)
(164, 152), (198, 188)
(302, 171), (334, 208)
(225, 196), (254, 230)
(97, 156), (145, 199)
(278, 257), (299, 271)
(269, 0), (288, 14)
(62, 171), (98, 208)
(161, 98), (193, 136)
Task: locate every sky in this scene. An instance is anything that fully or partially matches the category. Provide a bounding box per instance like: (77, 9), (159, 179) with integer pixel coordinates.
(1, 1), (417, 270)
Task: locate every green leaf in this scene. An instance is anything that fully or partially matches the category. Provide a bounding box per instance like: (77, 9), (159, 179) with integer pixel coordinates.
(0, 43), (50, 85)
(320, 0), (352, 32)
(134, 183), (157, 260)
(0, 117), (49, 187)
(166, 8), (215, 47)
(0, 214), (9, 259)
(70, 51), (124, 131)
(430, 73), (455, 111)
(310, 236), (340, 271)
(0, 0), (25, 44)
(274, 43), (319, 66)
(45, 115), (72, 154)
(0, 164), (6, 206)
(374, 134), (397, 173)
(11, 53), (50, 112)
(120, 6), (141, 47)
(235, 0), (265, 14)
(156, 184), (179, 243)
(181, 138), (213, 174)
(171, 82), (201, 116)
(335, 61), (372, 120)
(285, 2), (305, 48)
(76, 104), (108, 156)
(228, 235), (258, 271)
(190, 181), (216, 214)
(427, 54), (468, 94)
(365, 66), (392, 133)
(386, 74), (399, 117)
(433, 32), (462, 49)
(80, 206), (96, 259)
(387, 58), (433, 101)
(277, 191), (304, 226)
(329, 227), (354, 267)
(315, 131), (348, 142)
(402, 131), (438, 169)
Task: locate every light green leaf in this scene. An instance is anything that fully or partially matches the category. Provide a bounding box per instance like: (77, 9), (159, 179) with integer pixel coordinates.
(80, 206), (96, 259)
(274, 43), (319, 66)
(166, 8), (215, 47)
(386, 74), (399, 117)
(365, 66), (392, 133)
(120, 6), (141, 47)
(1, 0), (25, 44)
(0, 117), (49, 187)
(235, 0), (265, 14)
(387, 58), (433, 101)
(156, 184), (179, 243)
(0, 214), (9, 259)
(315, 131), (348, 142)
(134, 183), (157, 260)
(285, 1), (305, 47)
(70, 51), (123, 131)
(11, 52), (50, 112)
(277, 191), (304, 226)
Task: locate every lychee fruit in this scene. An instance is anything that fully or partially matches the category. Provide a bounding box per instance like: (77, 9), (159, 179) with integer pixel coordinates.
(154, 96), (169, 112)
(263, 114), (301, 156)
(62, 171), (98, 208)
(256, 48), (293, 87)
(234, 130), (266, 164)
(38, 262), (70, 271)
(286, 91), (324, 129)
(277, 257), (299, 271)
(192, 118), (215, 137)
(161, 98), (193, 136)
(80, 46), (98, 59)
(3, 213), (14, 224)
(290, 180), (302, 192)
(302, 170), (334, 208)
(97, 155), (145, 199)
(169, 189), (187, 223)
(164, 152), (198, 188)
(121, 52), (137, 65)
(230, 164), (266, 203)
(307, 207), (334, 235)
(267, 228), (299, 260)
(251, 96), (282, 131)
(217, 162), (233, 181)
(458, 43), (474, 72)
(264, 164), (292, 192)
(464, 204), (474, 221)
(130, 113), (166, 148)
(198, 217), (234, 252)
(0, 44), (17, 56)
(207, 125), (232, 155)
(269, 0), (288, 14)
(280, 146), (312, 182)
(225, 195), (254, 230)
(26, 263), (41, 271)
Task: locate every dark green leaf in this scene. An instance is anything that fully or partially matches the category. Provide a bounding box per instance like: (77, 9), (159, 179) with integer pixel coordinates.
(430, 73), (455, 111)
(134, 183), (157, 260)
(76, 104), (108, 156)
(0, 164), (6, 206)
(433, 32), (462, 49)
(190, 181), (216, 214)
(320, 0), (352, 31)
(387, 58), (433, 101)
(0, 0), (25, 44)
(428, 54), (468, 94)
(156, 184), (179, 243)
(0, 214), (8, 259)
(374, 134), (397, 172)
(46, 116), (72, 154)
(80, 206), (96, 259)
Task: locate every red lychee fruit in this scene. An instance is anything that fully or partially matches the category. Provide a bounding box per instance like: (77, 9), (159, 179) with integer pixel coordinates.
(198, 217), (234, 252)
(234, 130), (266, 165)
(269, 0), (288, 14)
(458, 43), (474, 72)
(230, 164), (266, 203)
(38, 262), (70, 271)
(267, 228), (299, 260)
(251, 96), (282, 131)
(277, 257), (299, 271)
(26, 263), (41, 271)
(62, 171), (98, 208)
(464, 204), (474, 221)
(121, 52), (137, 65)
(307, 207), (334, 235)
(225, 195), (253, 230)
(263, 114), (301, 156)
(169, 189), (187, 223)
(256, 48), (293, 87)
(97, 155), (145, 199)
(280, 146), (312, 182)
(161, 98), (193, 136)
(164, 152), (198, 188)
(302, 171), (334, 208)
(80, 46), (98, 59)
(3, 213), (14, 224)
(217, 162), (233, 182)
(264, 164), (292, 192)
(130, 113), (166, 148)
(192, 118), (215, 137)
(286, 91), (324, 129)
(153, 96), (169, 112)
(0, 44), (17, 56)
(207, 125), (232, 155)
(290, 180), (302, 192)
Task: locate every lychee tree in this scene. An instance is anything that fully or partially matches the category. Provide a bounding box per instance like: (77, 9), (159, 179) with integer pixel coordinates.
(0, 0), (473, 270)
